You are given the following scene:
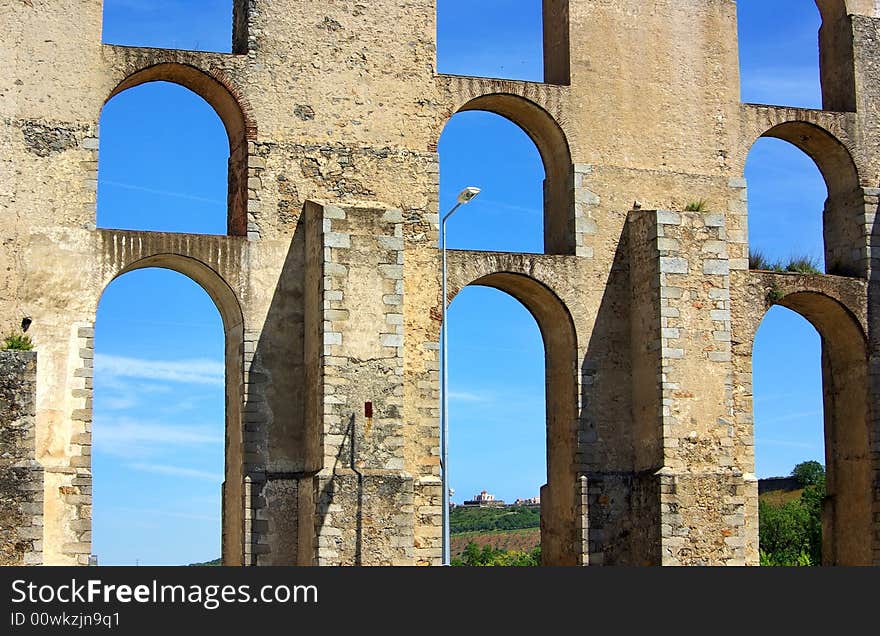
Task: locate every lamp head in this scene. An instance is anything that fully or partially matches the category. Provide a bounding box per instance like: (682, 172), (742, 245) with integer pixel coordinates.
(456, 186), (481, 204)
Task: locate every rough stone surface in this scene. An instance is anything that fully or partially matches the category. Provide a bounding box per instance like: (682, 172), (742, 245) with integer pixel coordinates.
(0, 352), (43, 566)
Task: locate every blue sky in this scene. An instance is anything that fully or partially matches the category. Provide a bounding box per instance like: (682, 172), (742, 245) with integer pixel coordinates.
(94, 0), (826, 564)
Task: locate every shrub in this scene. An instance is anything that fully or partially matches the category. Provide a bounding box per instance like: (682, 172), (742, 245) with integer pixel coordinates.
(759, 461), (825, 566)
(785, 255), (821, 275)
(684, 199), (707, 212)
(2, 333), (33, 351)
(749, 251), (823, 275)
(749, 249), (773, 271)
(451, 542), (541, 567)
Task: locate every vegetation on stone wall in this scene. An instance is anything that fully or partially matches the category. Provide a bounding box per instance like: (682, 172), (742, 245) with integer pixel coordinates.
(749, 250), (822, 274)
(1, 333), (33, 351)
(759, 461), (825, 566)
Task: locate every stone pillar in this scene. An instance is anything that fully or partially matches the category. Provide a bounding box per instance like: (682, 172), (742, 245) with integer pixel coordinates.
(304, 202), (414, 566)
(628, 209), (750, 565)
(0, 351), (44, 565)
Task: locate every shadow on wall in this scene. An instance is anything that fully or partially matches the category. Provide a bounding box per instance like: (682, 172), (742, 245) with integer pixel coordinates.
(240, 215), (310, 565)
(581, 221), (661, 566)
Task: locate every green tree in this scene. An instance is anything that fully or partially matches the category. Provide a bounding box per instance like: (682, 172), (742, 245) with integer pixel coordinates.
(451, 542), (541, 567)
(759, 461), (826, 566)
(791, 461), (825, 487)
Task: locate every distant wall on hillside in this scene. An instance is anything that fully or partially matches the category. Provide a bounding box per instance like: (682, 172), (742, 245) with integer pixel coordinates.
(758, 477), (802, 495)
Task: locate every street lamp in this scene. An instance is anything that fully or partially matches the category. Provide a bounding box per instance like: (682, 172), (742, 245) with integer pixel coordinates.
(440, 185), (480, 566)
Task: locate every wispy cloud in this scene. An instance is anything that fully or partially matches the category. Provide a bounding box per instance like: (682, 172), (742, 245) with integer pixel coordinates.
(112, 506), (218, 522)
(756, 410), (822, 426)
(93, 417), (221, 458)
(740, 66), (821, 108)
(99, 180), (225, 206)
(755, 438), (818, 450)
(96, 375), (173, 412)
(95, 354), (224, 386)
(127, 462), (222, 482)
(449, 390), (493, 403)
(475, 199), (542, 216)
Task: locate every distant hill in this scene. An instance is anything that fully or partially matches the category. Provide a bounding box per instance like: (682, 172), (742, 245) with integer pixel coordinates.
(188, 558), (221, 566)
(451, 528), (540, 557)
(450, 505), (540, 534)
(449, 506), (541, 559)
(758, 476), (804, 507)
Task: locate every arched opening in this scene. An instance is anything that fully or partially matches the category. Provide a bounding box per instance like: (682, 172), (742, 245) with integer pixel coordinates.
(436, 1), (569, 84)
(753, 306), (825, 565)
(98, 66), (250, 236)
(447, 270), (578, 566)
(752, 291), (871, 565)
(737, 1), (822, 108)
(439, 95), (573, 255)
(746, 138), (827, 272)
(93, 258), (244, 565)
(102, 0), (234, 53)
(746, 123), (863, 276)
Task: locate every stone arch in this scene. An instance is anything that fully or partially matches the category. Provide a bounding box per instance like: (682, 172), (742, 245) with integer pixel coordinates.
(103, 63), (255, 236)
(753, 288), (872, 565)
(760, 121), (860, 196)
(448, 268), (579, 565)
(748, 120), (865, 275)
(98, 252), (246, 565)
(444, 93), (575, 255)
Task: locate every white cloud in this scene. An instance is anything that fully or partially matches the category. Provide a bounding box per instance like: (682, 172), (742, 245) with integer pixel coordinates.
(740, 66), (821, 108)
(475, 198), (542, 216)
(756, 410), (823, 426)
(755, 438), (818, 450)
(99, 180), (225, 206)
(95, 354), (224, 386)
(93, 416), (221, 458)
(126, 463), (222, 482)
(449, 390), (493, 403)
(112, 506), (218, 522)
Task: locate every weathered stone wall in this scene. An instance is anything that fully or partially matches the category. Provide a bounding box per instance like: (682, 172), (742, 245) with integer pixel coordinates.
(0, 351), (43, 566)
(628, 209), (747, 565)
(2, 0), (880, 566)
(305, 202), (414, 566)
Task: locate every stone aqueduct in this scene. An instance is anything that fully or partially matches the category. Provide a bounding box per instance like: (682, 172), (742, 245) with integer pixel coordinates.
(1, 0), (880, 566)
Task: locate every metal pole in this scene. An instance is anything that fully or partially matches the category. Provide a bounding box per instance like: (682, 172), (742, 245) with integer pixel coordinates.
(440, 202), (460, 567)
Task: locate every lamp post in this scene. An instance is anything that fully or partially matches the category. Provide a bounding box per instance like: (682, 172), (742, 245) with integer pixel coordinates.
(440, 185), (480, 566)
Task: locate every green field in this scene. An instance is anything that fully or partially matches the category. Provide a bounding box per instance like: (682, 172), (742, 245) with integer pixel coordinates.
(450, 505), (540, 534)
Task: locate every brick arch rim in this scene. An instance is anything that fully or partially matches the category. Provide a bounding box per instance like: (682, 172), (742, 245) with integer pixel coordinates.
(750, 121), (861, 198)
(104, 62), (257, 147)
(452, 272), (577, 348)
(106, 253), (244, 334)
(440, 93), (576, 254)
(766, 289), (867, 347)
(101, 62), (255, 236)
(446, 92), (571, 186)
